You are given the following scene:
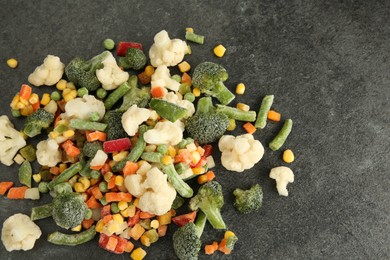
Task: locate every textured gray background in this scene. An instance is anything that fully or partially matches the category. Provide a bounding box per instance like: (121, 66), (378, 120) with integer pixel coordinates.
(0, 0), (389, 259)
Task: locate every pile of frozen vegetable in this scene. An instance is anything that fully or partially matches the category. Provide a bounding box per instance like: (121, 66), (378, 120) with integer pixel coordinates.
(0, 28), (295, 259)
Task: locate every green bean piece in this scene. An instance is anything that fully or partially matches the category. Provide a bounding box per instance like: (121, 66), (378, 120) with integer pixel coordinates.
(216, 104), (257, 122)
(269, 119), (293, 151)
(77, 87), (89, 97)
(50, 91), (61, 101)
(96, 88), (107, 99)
(185, 31), (205, 44)
(19, 144), (36, 162)
(103, 38), (115, 50)
(48, 162), (82, 190)
(141, 152), (163, 163)
(178, 137), (194, 149)
(31, 203), (53, 221)
(149, 98), (188, 122)
(69, 118), (107, 131)
(18, 160), (32, 188)
(38, 182), (49, 193)
(47, 226), (96, 246)
(12, 109), (21, 117)
(104, 81), (131, 109)
(255, 95), (274, 129)
(161, 163), (193, 198)
(79, 158), (92, 178)
(175, 162), (190, 175)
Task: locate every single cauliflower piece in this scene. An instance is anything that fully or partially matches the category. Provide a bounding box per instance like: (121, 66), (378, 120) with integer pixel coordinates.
(218, 134), (264, 172)
(0, 115), (26, 166)
(144, 120), (183, 146)
(269, 166), (294, 196)
(61, 94), (105, 121)
(1, 213), (41, 252)
(96, 52), (129, 90)
(36, 138), (62, 167)
(121, 104), (152, 136)
(28, 55), (65, 86)
(149, 30), (188, 67)
(151, 65), (180, 93)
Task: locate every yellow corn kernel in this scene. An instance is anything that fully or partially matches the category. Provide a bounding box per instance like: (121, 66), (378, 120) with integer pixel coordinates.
(190, 151), (201, 164)
(197, 174), (208, 185)
(161, 155), (173, 165)
(227, 118), (236, 131)
(28, 93), (39, 104)
(118, 201), (128, 211)
(16, 102), (26, 110)
(68, 175), (79, 187)
(192, 167), (205, 175)
(144, 65), (155, 77)
(131, 247), (147, 260)
(79, 177), (91, 190)
(150, 219), (159, 229)
(56, 79), (67, 91)
(40, 93), (51, 106)
(167, 146), (177, 157)
(144, 144), (157, 152)
(32, 173), (42, 183)
(107, 221), (121, 234)
(120, 209), (130, 218)
(62, 129), (75, 138)
(186, 27), (194, 33)
(115, 175), (124, 186)
(10, 95), (20, 109)
(7, 58), (18, 68)
(283, 149), (295, 163)
(64, 90), (77, 102)
(59, 163), (68, 173)
(95, 220), (105, 233)
(104, 171), (113, 182)
(66, 82), (76, 90)
(224, 230), (236, 239)
(20, 105), (33, 116)
(157, 212), (171, 225)
(108, 160), (116, 169)
(124, 204), (136, 218)
(178, 61), (191, 73)
(133, 198), (140, 207)
(74, 182), (86, 193)
(112, 213), (124, 223)
(49, 131), (59, 139)
(236, 103), (250, 111)
(62, 88), (71, 96)
(192, 87), (201, 97)
(235, 83), (246, 95)
(71, 224), (82, 232)
(19, 97), (29, 105)
(140, 234), (151, 247)
(214, 44), (226, 57)
(112, 150), (129, 162)
(90, 177), (100, 186)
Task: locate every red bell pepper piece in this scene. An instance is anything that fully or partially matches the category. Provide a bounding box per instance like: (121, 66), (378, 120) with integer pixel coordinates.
(103, 138), (132, 153)
(172, 211), (197, 227)
(128, 209), (140, 227)
(99, 233), (127, 254)
(116, 42), (143, 56)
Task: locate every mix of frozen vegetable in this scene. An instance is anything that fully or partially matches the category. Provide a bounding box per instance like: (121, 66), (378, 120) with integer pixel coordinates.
(0, 28), (296, 259)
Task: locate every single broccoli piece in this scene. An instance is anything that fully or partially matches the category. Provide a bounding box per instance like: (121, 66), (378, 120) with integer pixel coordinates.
(185, 96), (229, 145)
(52, 192), (88, 229)
(65, 51), (110, 91)
(117, 75), (151, 112)
(82, 141), (103, 157)
(118, 48), (147, 70)
(102, 111), (128, 140)
(173, 210), (207, 260)
(23, 108), (54, 138)
(233, 184), (263, 214)
(189, 181), (226, 229)
(192, 61), (235, 105)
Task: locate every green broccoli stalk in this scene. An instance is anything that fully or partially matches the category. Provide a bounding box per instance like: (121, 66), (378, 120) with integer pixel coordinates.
(189, 181), (226, 229)
(102, 111), (127, 140)
(23, 108), (54, 137)
(173, 210), (207, 260)
(185, 96), (229, 145)
(216, 104), (257, 122)
(161, 163), (193, 198)
(233, 184), (263, 214)
(192, 61), (235, 105)
(52, 192), (88, 229)
(118, 48), (147, 70)
(65, 51), (110, 91)
(117, 75), (151, 112)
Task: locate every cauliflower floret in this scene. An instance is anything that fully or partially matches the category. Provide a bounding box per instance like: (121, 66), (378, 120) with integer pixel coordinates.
(1, 213), (41, 252)
(269, 166), (294, 196)
(96, 52), (129, 90)
(149, 30), (188, 67)
(0, 115), (26, 166)
(61, 95), (105, 121)
(164, 92), (195, 118)
(121, 105), (152, 136)
(125, 167), (176, 215)
(218, 134), (264, 172)
(36, 139), (62, 167)
(144, 121), (183, 146)
(28, 55), (65, 86)
(151, 65), (180, 93)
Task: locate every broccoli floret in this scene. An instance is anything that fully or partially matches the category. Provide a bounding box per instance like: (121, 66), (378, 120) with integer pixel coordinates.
(233, 184), (263, 214)
(117, 75), (151, 112)
(185, 96), (229, 145)
(102, 111), (128, 140)
(82, 141), (103, 157)
(52, 192), (88, 229)
(173, 210), (207, 260)
(189, 181), (226, 229)
(23, 108), (54, 138)
(118, 48), (147, 70)
(65, 51), (110, 91)
(192, 61), (235, 105)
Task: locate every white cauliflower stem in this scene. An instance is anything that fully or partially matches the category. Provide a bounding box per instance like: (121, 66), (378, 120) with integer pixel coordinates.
(96, 52), (129, 90)
(0, 115), (26, 166)
(125, 167), (176, 215)
(61, 94), (105, 121)
(218, 134), (264, 172)
(149, 30), (188, 67)
(151, 65), (180, 93)
(36, 139), (62, 167)
(28, 55), (65, 86)
(1, 213), (41, 252)
(144, 121), (183, 146)
(121, 105), (152, 136)
(269, 166), (294, 196)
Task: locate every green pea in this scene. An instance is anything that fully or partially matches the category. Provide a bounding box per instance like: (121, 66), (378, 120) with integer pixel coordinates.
(96, 88), (107, 99)
(51, 91), (62, 101)
(77, 87), (89, 97)
(103, 38), (115, 50)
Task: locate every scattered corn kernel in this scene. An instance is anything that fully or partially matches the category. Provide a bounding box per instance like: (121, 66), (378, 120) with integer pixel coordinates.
(10, 95), (20, 109)
(131, 247), (147, 260)
(71, 224), (82, 232)
(167, 146), (177, 157)
(197, 174), (208, 185)
(66, 82), (76, 90)
(186, 27), (194, 33)
(16, 102), (26, 110)
(235, 83), (245, 95)
(40, 93), (51, 106)
(115, 175), (124, 186)
(236, 103), (250, 111)
(224, 230), (236, 239)
(140, 235), (151, 247)
(127, 204), (136, 218)
(95, 220), (105, 233)
(191, 151), (201, 164)
(192, 87), (201, 97)
(118, 201), (128, 211)
(161, 155), (173, 165)
(56, 79), (67, 90)
(79, 177), (91, 190)
(214, 44), (226, 57)
(20, 105), (33, 116)
(144, 144), (157, 152)
(145, 65), (155, 77)
(178, 61), (191, 73)
(13, 154), (25, 165)
(192, 167), (205, 175)
(113, 150), (129, 162)
(62, 129), (75, 138)
(59, 163), (68, 173)
(104, 171), (114, 182)
(157, 212), (171, 225)
(74, 182), (86, 193)
(19, 97), (29, 105)
(227, 118), (236, 131)
(28, 93), (39, 104)
(133, 198), (140, 207)
(112, 213), (124, 223)
(283, 149), (295, 163)
(32, 173), (42, 183)
(64, 90), (78, 102)
(49, 131), (59, 139)
(150, 219), (159, 229)
(107, 221), (121, 234)
(7, 58), (18, 68)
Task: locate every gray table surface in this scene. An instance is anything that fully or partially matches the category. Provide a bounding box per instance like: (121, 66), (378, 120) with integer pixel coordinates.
(1, 0), (389, 259)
